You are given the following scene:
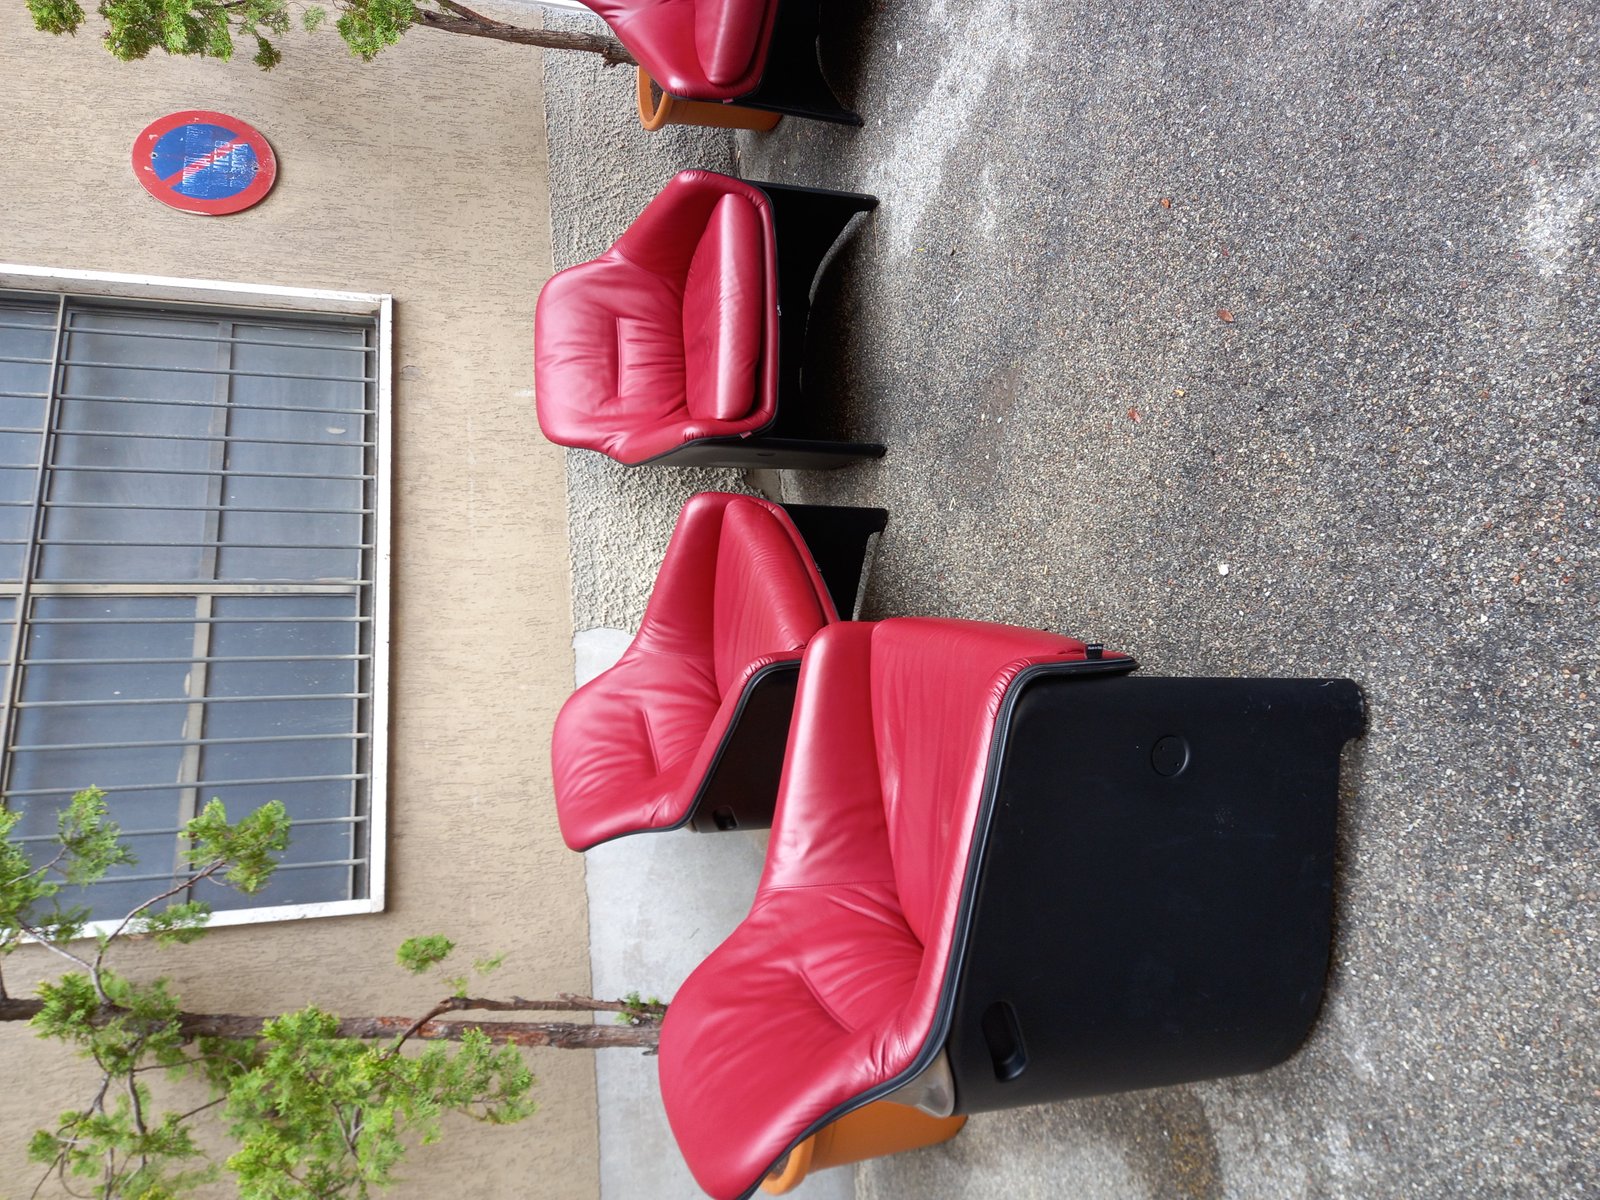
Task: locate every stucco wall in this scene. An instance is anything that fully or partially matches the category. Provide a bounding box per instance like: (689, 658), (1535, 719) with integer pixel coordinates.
(0, 8), (596, 1198)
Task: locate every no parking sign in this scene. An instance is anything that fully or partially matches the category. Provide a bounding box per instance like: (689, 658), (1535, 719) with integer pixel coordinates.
(131, 110), (277, 216)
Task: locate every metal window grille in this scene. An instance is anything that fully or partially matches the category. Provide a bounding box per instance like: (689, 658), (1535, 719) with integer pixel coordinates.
(0, 289), (384, 921)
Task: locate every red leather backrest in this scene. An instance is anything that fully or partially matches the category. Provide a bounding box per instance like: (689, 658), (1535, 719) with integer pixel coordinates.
(870, 619), (1089, 945)
(692, 0), (768, 87)
(757, 621), (893, 891)
(682, 193), (765, 423)
(711, 501), (829, 693)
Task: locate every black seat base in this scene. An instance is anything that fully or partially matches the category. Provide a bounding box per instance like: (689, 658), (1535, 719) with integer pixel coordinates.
(737, 0), (861, 124)
(627, 181), (881, 472)
(945, 672), (1366, 1112)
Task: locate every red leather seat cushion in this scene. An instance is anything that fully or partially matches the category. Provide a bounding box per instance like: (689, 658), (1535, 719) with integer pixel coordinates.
(550, 493), (836, 851)
(694, 0), (767, 87)
(659, 619), (1098, 1198)
(536, 256), (687, 452)
(552, 649), (721, 849)
(682, 194), (764, 422)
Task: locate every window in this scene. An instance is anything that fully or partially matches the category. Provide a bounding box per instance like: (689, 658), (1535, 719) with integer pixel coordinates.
(0, 269), (389, 925)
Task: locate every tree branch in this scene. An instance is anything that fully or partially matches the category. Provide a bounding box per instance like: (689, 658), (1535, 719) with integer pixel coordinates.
(172, 1094), (228, 1124)
(414, 8), (636, 67)
(192, 1011), (664, 1050)
(464, 993), (665, 1016)
(124, 1071), (150, 1172)
(4, 844), (67, 891)
(14, 923), (94, 972)
(0, 997), (662, 1049)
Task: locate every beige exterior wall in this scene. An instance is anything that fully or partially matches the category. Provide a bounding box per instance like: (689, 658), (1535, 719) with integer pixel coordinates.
(0, 8), (596, 1198)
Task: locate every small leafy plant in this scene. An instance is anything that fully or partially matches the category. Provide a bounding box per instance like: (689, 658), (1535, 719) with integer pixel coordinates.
(1, 788), (665, 1200)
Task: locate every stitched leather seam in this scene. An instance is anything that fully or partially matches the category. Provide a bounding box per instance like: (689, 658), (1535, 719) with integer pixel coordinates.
(795, 968), (856, 1035)
(638, 706), (663, 775)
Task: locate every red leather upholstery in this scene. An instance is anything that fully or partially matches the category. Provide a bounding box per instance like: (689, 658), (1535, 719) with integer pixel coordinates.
(550, 492), (835, 851)
(683, 195), (765, 421)
(582, 0), (778, 101)
(657, 619), (1101, 1199)
(535, 171), (779, 465)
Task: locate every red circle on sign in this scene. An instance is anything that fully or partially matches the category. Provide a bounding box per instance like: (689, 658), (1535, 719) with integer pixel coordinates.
(131, 109), (277, 216)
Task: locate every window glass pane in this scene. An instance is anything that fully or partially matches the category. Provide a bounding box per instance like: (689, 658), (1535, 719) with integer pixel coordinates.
(40, 502), (210, 564)
(7, 744), (180, 795)
(9, 790), (182, 918)
(19, 656), (191, 704)
(211, 864), (352, 910)
(0, 300), (56, 403)
(14, 699), (188, 752)
(0, 431), (42, 465)
(223, 473), (363, 516)
(1, 297), (378, 924)
(224, 509), (362, 550)
(60, 312), (221, 404)
(45, 462), (210, 515)
(203, 695), (360, 738)
(57, 395), (212, 439)
(209, 596), (362, 656)
(232, 324), (369, 413)
(0, 302), (51, 568)
(200, 738), (355, 785)
(207, 654), (359, 698)
(15, 597), (196, 747)
(204, 778), (358, 912)
(217, 547), (360, 582)
(38, 537), (206, 582)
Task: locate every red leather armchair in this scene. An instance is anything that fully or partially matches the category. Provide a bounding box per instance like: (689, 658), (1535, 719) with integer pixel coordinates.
(550, 492), (886, 851)
(582, 0), (859, 124)
(656, 618), (1366, 1198)
(535, 170), (882, 470)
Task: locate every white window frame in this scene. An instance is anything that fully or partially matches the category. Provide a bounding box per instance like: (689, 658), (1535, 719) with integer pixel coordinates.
(0, 263), (391, 931)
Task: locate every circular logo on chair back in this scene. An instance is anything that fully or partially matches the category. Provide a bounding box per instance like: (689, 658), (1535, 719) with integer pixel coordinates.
(1150, 735), (1191, 778)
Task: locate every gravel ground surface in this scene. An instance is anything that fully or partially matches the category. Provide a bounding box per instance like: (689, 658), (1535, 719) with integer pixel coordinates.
(544, 4), (1598, 1196)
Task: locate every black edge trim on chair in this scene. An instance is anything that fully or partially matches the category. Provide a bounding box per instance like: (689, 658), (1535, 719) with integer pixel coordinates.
(943, 674), (1367, 1113)
(736, 0), (862, 124)
(628, 435), (884, 471)
(779, 502), (888, 618)
(684, 660), (802, 833)
(629, 180), (883, 471)
(727, 653), (1140, 1200)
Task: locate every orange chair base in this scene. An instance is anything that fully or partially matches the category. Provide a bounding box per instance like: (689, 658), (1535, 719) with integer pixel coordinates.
(637, 69), (782, 131)
(761, 1102), (967, 1194)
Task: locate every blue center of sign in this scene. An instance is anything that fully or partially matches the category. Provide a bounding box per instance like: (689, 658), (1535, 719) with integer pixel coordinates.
(149, 123), (260, 200)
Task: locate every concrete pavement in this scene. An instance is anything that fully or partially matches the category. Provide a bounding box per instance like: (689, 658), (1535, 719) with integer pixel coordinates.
(543, 4), (1598, 1195)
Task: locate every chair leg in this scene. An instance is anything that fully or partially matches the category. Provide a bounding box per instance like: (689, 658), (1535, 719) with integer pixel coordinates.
(780, 502), (888, 618)
(635, 435), (885, 471)
(739, 0), (862, 124)
(751, 181), (879, 430)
